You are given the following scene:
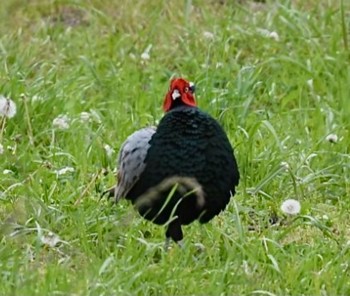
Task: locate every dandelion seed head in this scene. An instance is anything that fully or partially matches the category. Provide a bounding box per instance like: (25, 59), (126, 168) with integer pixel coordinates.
(53, 115), (70, 130)
(141, 52), (150, 61)
(41, 231), (61, 247)
(80, 111), (91, 122)
(281, 199), (301, 215)
(269, 31), (279, 41)
(203, 31), (215, 40)
(3, 169), (14, 175)
(140, 44), (152, 61)
(257, 29), (279, 41)
(0, 95), (17, 118)
(104, 144), (114, 158)
(326, 133), (338, 143)
(306, 79), (314, 89)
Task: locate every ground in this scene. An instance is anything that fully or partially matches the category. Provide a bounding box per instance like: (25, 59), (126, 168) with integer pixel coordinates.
(0, 0), (349, 295)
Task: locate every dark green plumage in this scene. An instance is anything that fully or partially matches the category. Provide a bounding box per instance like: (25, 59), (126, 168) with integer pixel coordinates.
(126, 106), (239, 242)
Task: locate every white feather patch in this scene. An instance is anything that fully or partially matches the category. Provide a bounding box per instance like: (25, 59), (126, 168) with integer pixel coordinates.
(172, 89), (181, 100)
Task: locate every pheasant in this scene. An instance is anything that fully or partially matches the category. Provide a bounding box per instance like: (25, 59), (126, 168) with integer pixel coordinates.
(109, 78), (240, 246)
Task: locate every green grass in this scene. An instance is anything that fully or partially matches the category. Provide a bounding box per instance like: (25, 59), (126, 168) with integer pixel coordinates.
(0, 0), (350, 295)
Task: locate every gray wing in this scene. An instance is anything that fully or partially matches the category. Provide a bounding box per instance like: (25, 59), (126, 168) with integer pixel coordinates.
(113, 126), (156, 201)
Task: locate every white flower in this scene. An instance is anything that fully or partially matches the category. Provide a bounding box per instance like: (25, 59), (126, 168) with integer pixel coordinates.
(141, 44), (152, 61)
(326, 133), (338, 143)
(269, 31), (279, 41)
(3, 169), (14, 175)
(141, 52), (150, 61)
(53, 115), (70, 130)
(280, 161), (290, 171)
(281, 199), (301, 215)
(0, 143), (3, 154)
(306, 79), (314, 89)
(55, 167), (75, 176)
(203, 31), (214, 40)
(257, 29), (279, 41)
(0, 95), (17, 118)
(104, 144), (114, 158)
(41, 231), (61, 247)
(80, 111), (91, 122)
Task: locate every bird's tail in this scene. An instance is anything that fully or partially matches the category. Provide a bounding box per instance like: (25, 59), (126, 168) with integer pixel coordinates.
(101, 170), (133, 203)
(101, 184), (129, 203)
(134, 176), (205, 215)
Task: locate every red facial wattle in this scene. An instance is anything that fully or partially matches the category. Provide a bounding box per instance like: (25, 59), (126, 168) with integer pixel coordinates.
(163, 78), (196, 112)
(163, 92), (173, 112)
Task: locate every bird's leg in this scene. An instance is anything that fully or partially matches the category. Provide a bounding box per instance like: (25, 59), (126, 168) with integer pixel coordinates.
(177, 240), (184, 249)
(164, 219), (183, 250)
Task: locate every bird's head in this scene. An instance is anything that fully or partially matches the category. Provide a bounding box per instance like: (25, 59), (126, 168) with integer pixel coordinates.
(163, 78), (196, 112)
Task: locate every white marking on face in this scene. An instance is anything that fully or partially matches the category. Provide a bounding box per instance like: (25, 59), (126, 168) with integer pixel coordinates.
(189, 82), (194, 88)
(172, 89), (181, 100)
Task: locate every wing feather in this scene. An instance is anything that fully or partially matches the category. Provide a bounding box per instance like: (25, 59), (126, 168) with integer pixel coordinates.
(113, 126), (156, 201)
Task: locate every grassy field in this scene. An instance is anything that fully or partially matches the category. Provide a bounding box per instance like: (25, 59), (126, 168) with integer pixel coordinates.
(0, 0), (349, 295)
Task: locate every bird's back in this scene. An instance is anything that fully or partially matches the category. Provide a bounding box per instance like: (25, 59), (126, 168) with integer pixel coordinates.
(126, 106), (239, 225)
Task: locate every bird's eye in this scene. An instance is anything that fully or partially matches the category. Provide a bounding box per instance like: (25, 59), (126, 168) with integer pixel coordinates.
(184, 87), (189, 93)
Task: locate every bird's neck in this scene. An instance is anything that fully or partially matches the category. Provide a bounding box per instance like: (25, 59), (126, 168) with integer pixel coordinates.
(169, 100), (197, 111)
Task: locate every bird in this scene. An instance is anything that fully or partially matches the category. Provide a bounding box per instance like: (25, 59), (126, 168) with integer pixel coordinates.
(108, 78), (240, 247)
